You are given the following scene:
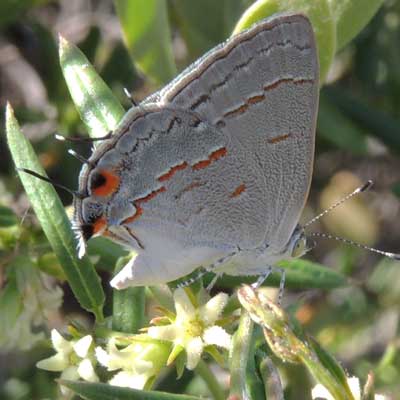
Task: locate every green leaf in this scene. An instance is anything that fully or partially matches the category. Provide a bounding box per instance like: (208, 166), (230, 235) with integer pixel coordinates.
(37, 252), (67, 281)
(308, 337), (351, 391)
(60, 380), (203, 400)
(0, 276), (22, 341)
(194, 360), (226, 400)
(59, 36), (125, 138)
(5, 104), (105, 321)
(330, 0), (385, 49)
(232, 0), (336, 83)
(113, 255), (145, 333)
(229, 312), (256, 399)
(114, 0), (177, 85)
(87, 237), (128, 272)
(277, 259), (348, 289)
(325, 86), (400, 153)
(317, 92), (368, 154)
(303, 337), (355, 400)
(0, 205), (18, 227)
(218, 259), (347, 290)
(244, 329), (266, 400)
(259, 356), (284, 400)
(170, 0), (246, 59)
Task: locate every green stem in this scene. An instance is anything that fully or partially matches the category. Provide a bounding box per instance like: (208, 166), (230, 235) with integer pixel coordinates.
(195, 360), (225, 400)
(229, 311), (254, 399)
(112, 256), (145, 333)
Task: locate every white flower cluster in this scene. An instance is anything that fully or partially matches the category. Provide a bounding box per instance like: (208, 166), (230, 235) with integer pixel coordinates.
(148, 288), (231, 370)
(37, 288), (233, 394)
(37, 330), (98, 395)
(95, 337), (169, 389)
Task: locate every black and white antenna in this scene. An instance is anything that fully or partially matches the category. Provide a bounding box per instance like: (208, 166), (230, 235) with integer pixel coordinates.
(55, 132), (112, 143)
(17, 168), (83, 199)
(305, 180), (400, 260)
(304, 180), (373, 228)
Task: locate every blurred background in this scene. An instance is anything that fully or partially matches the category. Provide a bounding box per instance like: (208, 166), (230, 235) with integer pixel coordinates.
(0, 0), (400, 399)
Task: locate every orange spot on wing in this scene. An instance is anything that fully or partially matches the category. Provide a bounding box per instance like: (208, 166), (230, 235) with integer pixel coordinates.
(192, 159), (211, 170)
(136, 186), (166, 204)
(210, 147), (227, 160)
(192, 147), (227, 170)
(93, 216), (107, 235)
(267, 133), (292, 144)
(247, 94), (265, 104)
(92, 170), (120, 196)
(230, 183), (246, 198)
(158, 162), (188, 182)
(122, 186), (166, 224)
(223, 104), (248, 118)
(123, 205), (143, 225)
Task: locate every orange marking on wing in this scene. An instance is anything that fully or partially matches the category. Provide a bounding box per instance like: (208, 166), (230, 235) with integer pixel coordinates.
(192, 147), (227, 170)
(263, 77), (312, 93)
(122, 206), (143, 225)
(93, 216), (107, 235)
(223, 104), (248, 118)
(230, 183), (246, 198)
(136, 186), (166, 204)
(247, 94), (265, 104)
(175, 181), (206, 200)
(122, 186), (166, 224)
(265, 78), (291, 91)
(158, 161), (188, 182)
(192, 159), (211, 170)
(210, 147), (227, 160)
(267, 133), (292, 144)
(92, 170), (120, 196)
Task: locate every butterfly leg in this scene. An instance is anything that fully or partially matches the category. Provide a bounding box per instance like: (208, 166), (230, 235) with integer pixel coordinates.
(252, 266), (286, 305)
(177, 249), (239, 289)
(205, 272), (223, 292)
(252, 266), (273, 289)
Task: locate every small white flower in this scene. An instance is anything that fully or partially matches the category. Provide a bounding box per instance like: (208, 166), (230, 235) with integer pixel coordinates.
(95, 336), (169, 389)
(148, 288), (231, 370)
(37, 329), (98, 394)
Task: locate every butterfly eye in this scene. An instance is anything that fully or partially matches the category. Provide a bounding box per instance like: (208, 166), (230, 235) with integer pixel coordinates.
(291, 236), (307, 258)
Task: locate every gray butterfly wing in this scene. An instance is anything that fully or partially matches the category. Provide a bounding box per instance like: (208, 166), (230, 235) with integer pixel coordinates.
(148, 13), (319, 252)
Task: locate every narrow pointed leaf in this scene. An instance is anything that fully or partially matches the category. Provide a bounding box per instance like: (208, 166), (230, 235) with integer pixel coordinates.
(60, 380), (202, 400)
(330, 0), (385, 49)
(5, 104), (104, 321)
(219, 259), (347, 290)
(59, 35), (125, 138)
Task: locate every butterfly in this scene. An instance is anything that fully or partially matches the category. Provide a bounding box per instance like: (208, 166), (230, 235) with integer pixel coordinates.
(72, 13), (319, 289)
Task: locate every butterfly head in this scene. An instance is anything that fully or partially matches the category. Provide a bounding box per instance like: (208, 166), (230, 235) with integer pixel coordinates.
(286, 224), (314, 259)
